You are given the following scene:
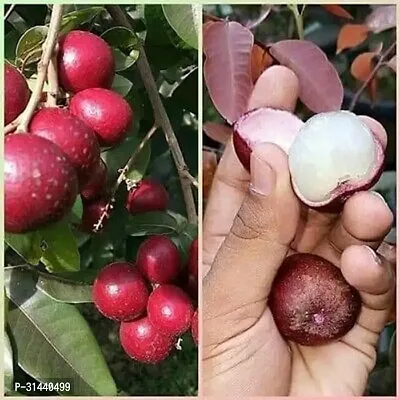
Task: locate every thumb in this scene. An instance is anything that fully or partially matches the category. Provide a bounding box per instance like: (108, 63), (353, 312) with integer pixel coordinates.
(204, 143), (300, 335)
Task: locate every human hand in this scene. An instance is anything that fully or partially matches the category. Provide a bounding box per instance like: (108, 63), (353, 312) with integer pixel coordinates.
(202, 66), (395, 396)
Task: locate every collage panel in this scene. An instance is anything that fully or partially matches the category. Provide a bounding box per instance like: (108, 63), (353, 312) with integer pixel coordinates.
(4, 3), (199, 397)
(202, 3), (396, 397)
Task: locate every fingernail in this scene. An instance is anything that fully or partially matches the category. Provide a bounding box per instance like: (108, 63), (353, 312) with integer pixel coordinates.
(249, 153), (276, 196)
(363, 245), (382, 266)
(371, 191), (387, 204)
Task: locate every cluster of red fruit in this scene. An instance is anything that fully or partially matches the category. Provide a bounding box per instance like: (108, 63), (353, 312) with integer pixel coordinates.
(5, 30), (133, 234)
(93, 236), (199, 364)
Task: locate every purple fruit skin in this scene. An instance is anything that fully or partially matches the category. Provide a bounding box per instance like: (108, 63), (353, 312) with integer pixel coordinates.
(269, 253), (361, 346)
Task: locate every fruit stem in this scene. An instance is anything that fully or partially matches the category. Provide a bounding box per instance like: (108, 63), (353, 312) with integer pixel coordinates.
(93, 124), (159, 233)
(46, 44), (60, 107)
(15, 4), (63, 133)
(288, 5), (305, 40)
(106, 5), (198, 225)
(349, 40), (396, 112)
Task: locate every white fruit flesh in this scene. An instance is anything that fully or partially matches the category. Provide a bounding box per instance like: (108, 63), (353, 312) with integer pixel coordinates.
(235, 108), (304, 153)
(288, 111), (377, 203)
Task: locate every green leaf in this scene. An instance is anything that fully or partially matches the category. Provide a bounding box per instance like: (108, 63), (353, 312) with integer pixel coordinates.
(37, 273), (93, 303)
(101, 27), (140, 72)
(111, 74), (133, 97)
(389, 330), (396, 367)
(5, 231), (42, 265)
(5, 30), (21, 63)
(68, 196), (83, 224)
(60, 6), (104, 33)
(162, 5), (199, 49)
(39, 220), (80, 272)
(126, 211), (180, 236)
(4, 332), (14, 392)
(5, 268), (117, 396)
(15, 25), (48, 67)
(101, 133), (150, 182)
(15, 5), (48, 27)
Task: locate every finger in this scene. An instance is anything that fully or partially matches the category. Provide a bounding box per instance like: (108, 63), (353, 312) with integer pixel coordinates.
(204, 144), (300, 335)
(203, 66), (301, 273)
(248, 65), (299, 111)
(313, 191), (393, 265)
(340, 245), (394, 351)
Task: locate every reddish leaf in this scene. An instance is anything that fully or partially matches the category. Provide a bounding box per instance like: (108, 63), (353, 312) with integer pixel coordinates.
(365, 5), (396, 33)
(350, 52), (375, 82)
(336, 24), (369, 54)
(387, 55), (396, 73)
(251, 43), (274, 83)
(269, 40), (343, 113)
(322, 5), (353, 20)
(203, 21), (254, 123)
(203, 122), (232, 144)
(202, 150), (218, 201)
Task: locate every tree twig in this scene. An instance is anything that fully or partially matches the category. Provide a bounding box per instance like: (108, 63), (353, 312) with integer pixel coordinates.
(106, 5), (198, 225)
(46, 44), (59, 107)
(288, 5), (304, 40)
(183, 170), (199, 188)
(93, 124), (159, 233)
(349, 40), (396, 112)
(15, 4), (63, 133)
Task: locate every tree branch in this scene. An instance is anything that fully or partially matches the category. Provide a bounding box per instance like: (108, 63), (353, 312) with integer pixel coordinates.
(93, 124), (159, 233)
(106, 5), (197, 225)
(14, 4), (63, 133)
(349, 40), (396, 112)
(46, 44), (60, 107)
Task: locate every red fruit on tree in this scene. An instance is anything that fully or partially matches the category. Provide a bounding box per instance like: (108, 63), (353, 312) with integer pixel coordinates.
(147, 284), (194, 337)
(80, 158), (108, 202)
(186, 273), (198, 301)
(29, 107), (100, 188)
(191, 310), (198, 346)
(92, 262), (150, 322)
(136, 236), (181, 284)
(5, 63), (29, 125)
(126, 179), (169, 215)
(79, 197), (109, 233)
(5, 134), (78, 233)
(58, 30), (115, 94)
(70, 88), (133, 147)
(120, 316), (175, 364)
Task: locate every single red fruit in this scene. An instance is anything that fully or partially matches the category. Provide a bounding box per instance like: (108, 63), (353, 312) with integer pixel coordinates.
(191, 310), (198, 345)
(147, 284), (194, 337)
(188, 238), (198, 279)
(136, 236), (181, 284)
(186, 273), (198, 301)
(79, 197), (110, 233)
(29, 107), (100, 188)
(120, 316), (175, 364)
(58, 30), (115, 94)
(92, 262), (150, 322)
(80, 158), (108, 202)
(269, 253), (362, 346)
(5, 63), (30, 125)
(126, 179), (169, 215)
(5, 134), (78, 233)
(70, 88), (133, 147)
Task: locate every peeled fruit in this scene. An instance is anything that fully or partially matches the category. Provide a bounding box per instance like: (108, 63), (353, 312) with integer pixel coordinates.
(120, 316), (175, 364)
(92, 262), (149, 322)
(233, 107), (304, 170)
(70, 88), (133, 147)
(126, 179), (169, 215)
(5, 63), (30, 125)
(30, 107), (100, 188)
(147, 285), (194, 337)
(79, 197), (109, 233)
(191, 310), (198, 345)
(5, 134), (78, 233)
(136, 235), (181, 284)
(288, 111), (385, 208)
(81, 158), (108, 202)
(58, 30), (115, 94)
(269, 253), (361, 346)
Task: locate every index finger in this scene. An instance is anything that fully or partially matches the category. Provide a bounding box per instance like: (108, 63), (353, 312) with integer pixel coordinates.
(203, 66), (300, 275)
